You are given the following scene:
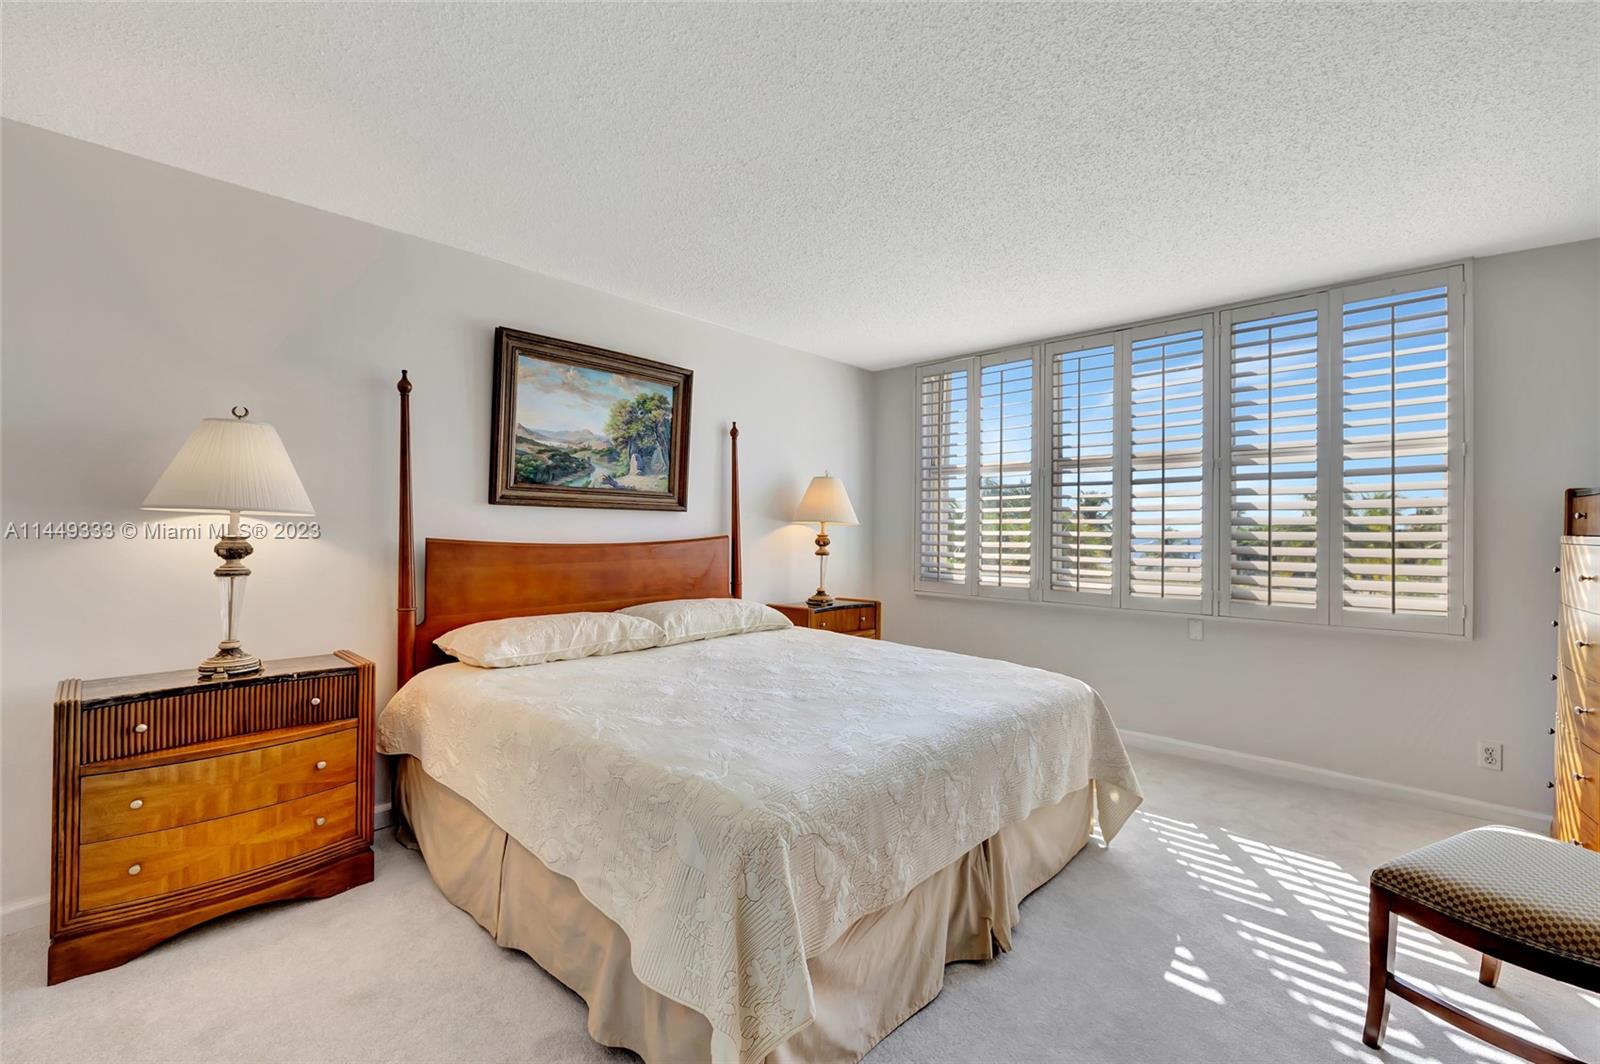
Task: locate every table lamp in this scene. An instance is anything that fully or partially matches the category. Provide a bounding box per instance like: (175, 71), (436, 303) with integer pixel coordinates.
(795, 473), (858, 607)
(142, 406), (314, 678)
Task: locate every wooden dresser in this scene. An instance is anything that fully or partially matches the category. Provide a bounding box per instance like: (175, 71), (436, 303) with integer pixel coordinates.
(1554, 488), (1600, 851)
(769, 598), (881, 639)
(49, 651), (375, 983)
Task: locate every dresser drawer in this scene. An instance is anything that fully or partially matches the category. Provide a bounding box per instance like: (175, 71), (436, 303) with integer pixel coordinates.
(1559, 543), (1600, 612)
(1555, 715), (1582, 846)
(77, 783), (358, 911)
(80, 728), (358, 844)
(1548, 710), (1600, 844)
(1569, 739), (1600, 828)
(1580, 806), (1600, 852)
(80, 672), (357, 764)
(1568, 495), (1600, 537)
(817, 606), (870, 634)
(1558, 606), (1600, 691)
(1562, 666), (1600, 752)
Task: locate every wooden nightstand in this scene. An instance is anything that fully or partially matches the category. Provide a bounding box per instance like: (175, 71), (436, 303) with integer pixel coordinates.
(770, 598), (881, 639)
(48, 651), (375, 984)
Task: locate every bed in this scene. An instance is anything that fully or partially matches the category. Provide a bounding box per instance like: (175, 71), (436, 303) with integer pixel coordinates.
(378, 373), (1143, 1063)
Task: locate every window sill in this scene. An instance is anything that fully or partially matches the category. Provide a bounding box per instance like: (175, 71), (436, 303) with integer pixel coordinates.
(909, 586), (1472, 641)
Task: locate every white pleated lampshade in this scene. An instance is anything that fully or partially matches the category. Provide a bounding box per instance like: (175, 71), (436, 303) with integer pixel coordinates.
(795, 474), (858, 526)
(142, 416), (314, 516)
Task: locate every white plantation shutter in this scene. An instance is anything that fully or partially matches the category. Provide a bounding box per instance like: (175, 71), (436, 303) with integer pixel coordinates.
(1126, 317), (1211, 612)
(1220, 297), (1327, 621)
(977, 351), (1036, 595)
(1334, 267), (1465, 633)
(916, 360), (972, 591)
(909, 264), (1470, 636)
(1047, 336), (1118, 602)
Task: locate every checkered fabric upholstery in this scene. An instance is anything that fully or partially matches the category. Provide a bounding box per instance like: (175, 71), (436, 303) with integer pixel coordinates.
(1372, 825), (1600, 966)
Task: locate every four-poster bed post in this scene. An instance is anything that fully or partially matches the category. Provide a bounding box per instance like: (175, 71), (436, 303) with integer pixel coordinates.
(393, 371), (742, 691)
(396, 370), (416, 691)
(729, 421), (742, 600)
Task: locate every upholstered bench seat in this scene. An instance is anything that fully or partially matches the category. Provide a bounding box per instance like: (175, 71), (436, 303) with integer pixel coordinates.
(1372, 826), (1600, 966)
(1364, 825), (1600, 1064)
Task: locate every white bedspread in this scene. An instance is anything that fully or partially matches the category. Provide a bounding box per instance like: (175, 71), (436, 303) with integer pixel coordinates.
(378, 627), (1142, 1062)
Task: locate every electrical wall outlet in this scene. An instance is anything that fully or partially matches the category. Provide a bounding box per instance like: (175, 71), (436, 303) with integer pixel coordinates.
(1188, 619), (1204, 641)
(1476, 741), (1504, 771)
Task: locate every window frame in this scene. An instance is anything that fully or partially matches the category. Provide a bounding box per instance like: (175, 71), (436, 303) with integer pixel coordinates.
(1328, 265), (1470, 637)
(1043, 331), (1123, 608)
(912, 345), (1045, 602)
(913, 355), (977, 597)
(1122, 313), (1215, 617)
(1215, 292), (1334, 626)
(974, 345), (1042, 601)
(909, 261), (1474, 638)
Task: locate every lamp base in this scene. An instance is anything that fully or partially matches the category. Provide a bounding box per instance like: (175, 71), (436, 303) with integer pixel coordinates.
(199, 645), (262, 678)
(202, 527), (261, 679)
(807, 528), (835, 609)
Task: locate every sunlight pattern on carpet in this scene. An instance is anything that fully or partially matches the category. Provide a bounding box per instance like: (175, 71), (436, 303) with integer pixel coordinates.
(1132, 810), (1580, 1063)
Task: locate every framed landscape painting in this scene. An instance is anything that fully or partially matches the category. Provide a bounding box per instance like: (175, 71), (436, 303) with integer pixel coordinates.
(490, 328), (692, 510)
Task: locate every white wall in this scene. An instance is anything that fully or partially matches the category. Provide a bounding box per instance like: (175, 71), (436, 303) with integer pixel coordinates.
(5, 117), (1595, 924)
(871, 238), (1600, 818)
(0, 122), (873, 916)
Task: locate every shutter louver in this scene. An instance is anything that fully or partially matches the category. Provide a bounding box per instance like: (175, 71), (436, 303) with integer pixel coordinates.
(978, 357), (1034, 591)
(1340, 282), (1454, 622)
(917, 365), (970, 587)
(1128, 324), (1208, 606)
(1226, 304), (1321, 613)
(1049, 341), (1116, 597)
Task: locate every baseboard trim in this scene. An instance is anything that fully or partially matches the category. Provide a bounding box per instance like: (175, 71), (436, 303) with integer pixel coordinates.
(2, 894), (47, 935)
(1120, 729), (1550, 833)
(4, 802), (398, 937)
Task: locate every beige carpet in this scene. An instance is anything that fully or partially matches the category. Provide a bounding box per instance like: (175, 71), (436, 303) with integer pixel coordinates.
(3, 750), (1596, 1064)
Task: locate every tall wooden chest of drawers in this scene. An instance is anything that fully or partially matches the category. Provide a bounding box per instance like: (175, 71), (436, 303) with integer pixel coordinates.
(1554, 489), (1600, 851)
(49, 651), (375, 983)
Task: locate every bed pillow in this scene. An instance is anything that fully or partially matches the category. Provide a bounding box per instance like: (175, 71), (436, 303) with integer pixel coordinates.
(616, 598), (792, 646)
(434, 611), (665, 668)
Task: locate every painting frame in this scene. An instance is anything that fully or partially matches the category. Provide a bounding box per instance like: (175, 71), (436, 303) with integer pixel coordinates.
(490, 327), (692, 510)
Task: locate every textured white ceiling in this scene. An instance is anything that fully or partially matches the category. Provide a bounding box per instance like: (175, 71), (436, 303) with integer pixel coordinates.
(4, 3), (1597, 369)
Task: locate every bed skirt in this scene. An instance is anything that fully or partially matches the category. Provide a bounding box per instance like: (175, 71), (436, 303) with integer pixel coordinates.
(395, 757), (1095, 1064)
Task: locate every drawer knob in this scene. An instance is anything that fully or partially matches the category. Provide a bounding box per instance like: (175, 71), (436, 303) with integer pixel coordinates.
(127, 863), (142, 876)
(1555, 566), (1562, 574)
(1576, 706), (1595, 715)
(128, 798), (144, 810)
(1578, 512), (1590, 520)
(315, 816), (327, 827)
(1582, 575), (1598, 583)
(1578, 641), (1593, 649)
(315, 760), (328, 770)
(132, 722), (149, 734)
(310, 696), (322, 706)
(1576, 773), (1593, 783)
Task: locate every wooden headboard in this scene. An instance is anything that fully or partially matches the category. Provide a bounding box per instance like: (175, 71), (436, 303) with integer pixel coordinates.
(395, 371), (742, 686)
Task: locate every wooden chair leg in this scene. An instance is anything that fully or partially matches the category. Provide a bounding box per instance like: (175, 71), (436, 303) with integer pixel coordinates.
(1478, 953), (1502, 988)
(1363, 885), (1396, 1049)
